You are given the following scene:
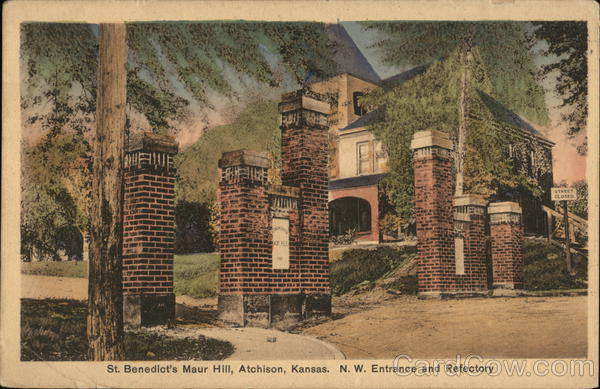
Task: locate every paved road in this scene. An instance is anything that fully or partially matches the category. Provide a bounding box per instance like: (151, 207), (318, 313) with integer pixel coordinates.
(147, 326), (345, 360)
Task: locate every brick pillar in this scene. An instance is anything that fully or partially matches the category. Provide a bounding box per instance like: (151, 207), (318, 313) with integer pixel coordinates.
(410, 130), (455, 298)
(279, 89), (331, 317)
(217, 150), (271, 327)
(489, 202), (524, 295)
(453, 194), (488, 294)
(123, 132), (178, 328)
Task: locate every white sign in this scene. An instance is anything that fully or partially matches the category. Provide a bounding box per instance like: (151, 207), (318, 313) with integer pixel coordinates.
(551, 187), (577, 201)
(272, 218), (290, 269)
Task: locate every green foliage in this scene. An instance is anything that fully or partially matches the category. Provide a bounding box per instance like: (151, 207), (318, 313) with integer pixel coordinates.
(534, 22), (587, 154)
(175, 201), (215, 253)
(21, 299), (234, 361)
(22, 22), (338, 134)
(364, 21), (549, 125)
(21, 126), (91, 261)
(175, 99), (280, 203)
(22, 261), (88, 278)
(330, 247), (415, 296)
(384, 275), (419, 295)
(363, 48), (540, 218)
(173, 253), (220, 299)
(329, 229), (356, 245)
(569, 180), (588, 220)
(523, 240), (587, 291)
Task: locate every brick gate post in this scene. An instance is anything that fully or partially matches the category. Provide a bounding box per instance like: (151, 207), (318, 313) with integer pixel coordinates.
(489, 202), (524, 295)
(122, 132), (178, 328)
(453, 194), (488, 294)
(279, 89), (331, 318)
(217, 150), (272, 327)
(410, 130), (455, 298)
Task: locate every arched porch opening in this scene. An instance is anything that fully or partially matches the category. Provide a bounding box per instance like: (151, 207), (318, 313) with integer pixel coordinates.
(329, 197), (371, 236)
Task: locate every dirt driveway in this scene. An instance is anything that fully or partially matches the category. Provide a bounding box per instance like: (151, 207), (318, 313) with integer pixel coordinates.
(302, 295), (587, 359)
(22, 275), (587, 359)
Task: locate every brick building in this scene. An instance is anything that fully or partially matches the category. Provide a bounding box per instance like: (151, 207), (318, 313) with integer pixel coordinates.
(308, 70), (554, 242)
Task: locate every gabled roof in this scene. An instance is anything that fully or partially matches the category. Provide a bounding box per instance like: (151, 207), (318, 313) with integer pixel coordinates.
(326, 24), (380, 84)
(477, 90), (553, 145)
(340, 108), (383, 132)
(304, 24), (381, 85)
(338, 65), (553, 146)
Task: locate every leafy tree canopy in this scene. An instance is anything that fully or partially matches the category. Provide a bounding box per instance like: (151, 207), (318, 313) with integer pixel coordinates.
(20, 22), (336, 259)
(175, 99), (280, 204)
(362, 47), (545, 219)
(21, 22), (338, 134)
(363, 21), (549, 126)
(533, 21), (587, 154)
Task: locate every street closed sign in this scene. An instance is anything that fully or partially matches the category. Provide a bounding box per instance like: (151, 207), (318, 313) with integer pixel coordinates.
(551, 187), (577, 201)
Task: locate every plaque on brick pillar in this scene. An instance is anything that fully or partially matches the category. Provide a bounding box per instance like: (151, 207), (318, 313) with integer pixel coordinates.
(272, 218), (290, 269)
(122, 132), (178, 328)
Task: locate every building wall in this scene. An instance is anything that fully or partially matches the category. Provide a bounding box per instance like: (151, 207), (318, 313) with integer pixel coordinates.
(338, 129), (386, 179)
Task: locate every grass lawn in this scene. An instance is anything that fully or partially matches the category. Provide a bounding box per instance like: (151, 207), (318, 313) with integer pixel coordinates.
(21, 298), (234, 361)
(172, 253), (219, 299)
(22, 253), (220, 299)
(21, 260), (88, 278)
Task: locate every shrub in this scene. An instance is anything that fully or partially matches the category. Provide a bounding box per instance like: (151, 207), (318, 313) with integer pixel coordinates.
(523, 240), (587, 291)
(175, 201), (215, 254)
(385, 275), (419, 295)
(330, 246), (415, 296)
(329, 229), (356, 245)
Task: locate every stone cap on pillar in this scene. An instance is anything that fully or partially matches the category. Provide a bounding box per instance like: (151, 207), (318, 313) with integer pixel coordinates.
(488, 201), (522, 215)
(128, 132), (178, 154)
(410, 130), (453, 151)
(218, 149), (270, 169)
(454, 194), (488, 207)
(278, 89), (331, 115)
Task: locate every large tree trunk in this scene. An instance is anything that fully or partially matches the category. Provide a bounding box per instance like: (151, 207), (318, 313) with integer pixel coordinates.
(87, 23), (127, 361)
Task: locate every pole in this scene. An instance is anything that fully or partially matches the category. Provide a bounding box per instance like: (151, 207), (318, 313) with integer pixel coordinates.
(562, 200), (573, 275)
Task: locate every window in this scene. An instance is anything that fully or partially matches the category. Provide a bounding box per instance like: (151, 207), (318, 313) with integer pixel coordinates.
(374, 141), (386, 171)
(357, 141), (370, 174)
(353, 92), (365, 116)
(508, 143), (514, 158)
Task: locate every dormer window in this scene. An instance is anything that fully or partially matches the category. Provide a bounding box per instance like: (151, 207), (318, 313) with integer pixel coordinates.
(353, 92), (366, 116)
